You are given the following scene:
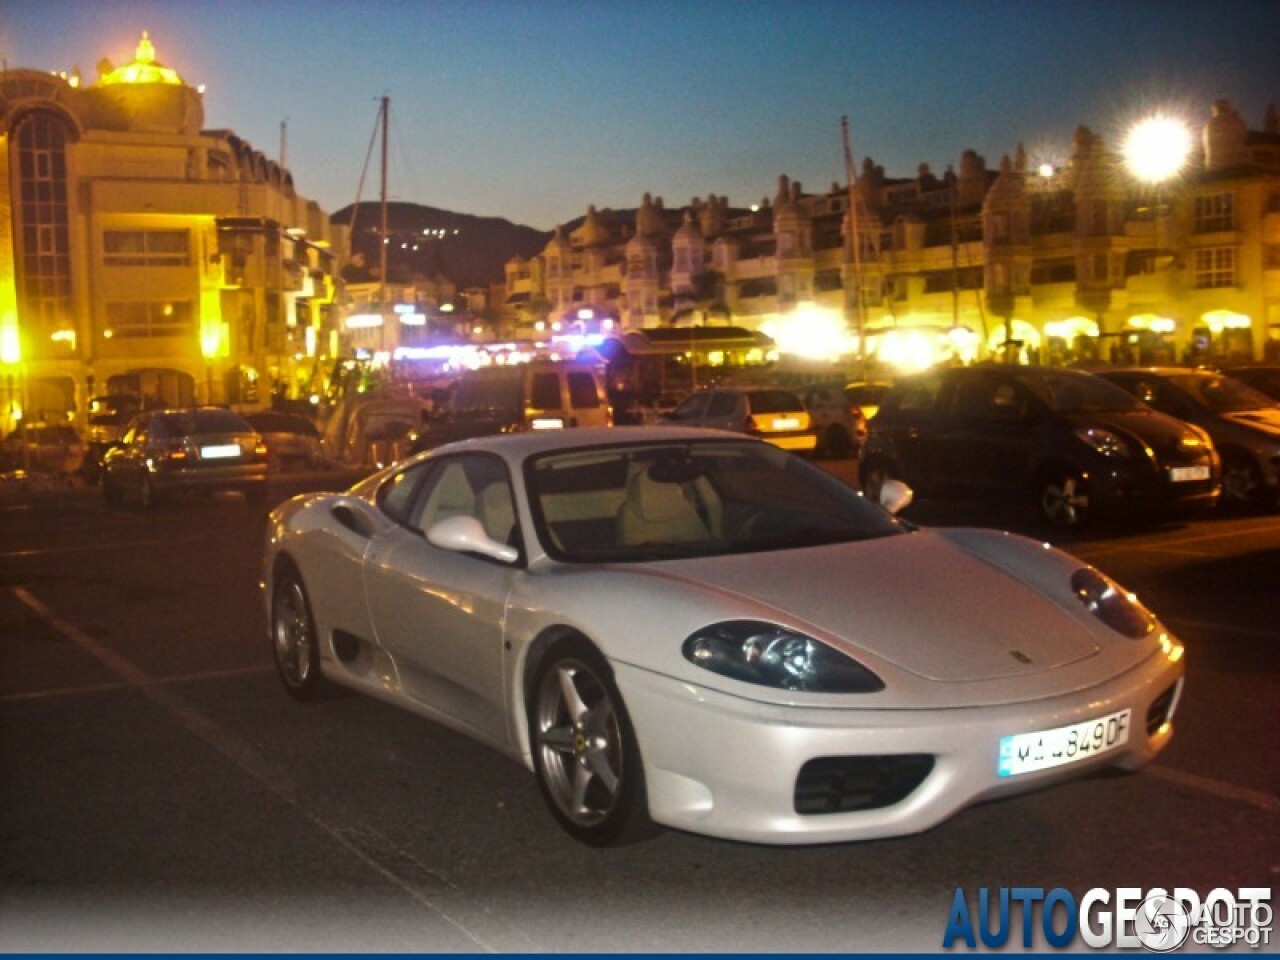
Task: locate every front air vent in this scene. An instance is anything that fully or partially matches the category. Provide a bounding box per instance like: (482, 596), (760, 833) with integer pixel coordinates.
(794, 754), (934, 815)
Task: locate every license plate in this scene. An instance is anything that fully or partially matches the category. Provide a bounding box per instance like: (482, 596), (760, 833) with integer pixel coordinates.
(200, 444), (241, 460)
(997, 708), (1131, 777)
(530, 417), (565, 430)
(771, 417), (799, 430)
(1169, 465), (1209, 483)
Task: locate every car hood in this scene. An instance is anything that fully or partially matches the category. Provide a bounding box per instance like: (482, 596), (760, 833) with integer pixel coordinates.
(625, 530), (1106, 684)
(1219, 406), (1280, 439)
(1063, 408), (1191, 447)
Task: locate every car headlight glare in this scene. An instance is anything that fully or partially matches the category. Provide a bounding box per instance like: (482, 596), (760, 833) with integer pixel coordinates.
(1076, 427), (1129, 458)
(682, 620), (884, 693)
(1071, 567), (1156, 638)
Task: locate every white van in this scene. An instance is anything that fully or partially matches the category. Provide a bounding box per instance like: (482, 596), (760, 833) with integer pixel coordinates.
(409, 362), (612, 453)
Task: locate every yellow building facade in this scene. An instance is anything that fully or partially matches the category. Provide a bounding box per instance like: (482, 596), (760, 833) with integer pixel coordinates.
(0, 34), (343, 436)
(503, 100), (1280, 376)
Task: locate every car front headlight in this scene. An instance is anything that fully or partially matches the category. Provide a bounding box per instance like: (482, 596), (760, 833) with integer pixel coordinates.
(1076, 426), (1130, 458)
(682, 620), (884, 693)
(1071, 567), (1156, 638)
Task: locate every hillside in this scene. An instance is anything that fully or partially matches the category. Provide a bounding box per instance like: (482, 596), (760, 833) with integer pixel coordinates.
(331, 202), (551, 290)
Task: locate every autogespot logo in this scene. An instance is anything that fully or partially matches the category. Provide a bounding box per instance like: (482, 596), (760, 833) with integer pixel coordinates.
(942, 886), (1273, 951)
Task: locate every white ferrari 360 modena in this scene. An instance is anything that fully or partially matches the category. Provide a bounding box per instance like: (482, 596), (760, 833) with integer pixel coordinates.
(262, 427), (1184, 846)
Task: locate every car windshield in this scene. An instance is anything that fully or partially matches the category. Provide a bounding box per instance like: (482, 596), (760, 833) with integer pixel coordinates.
(1015, 371), (1143, 414)
(1166, 373), (1274, 413)
(526, 438), (903, 563)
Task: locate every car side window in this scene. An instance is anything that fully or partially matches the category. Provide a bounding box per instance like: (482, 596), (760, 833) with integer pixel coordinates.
(406, 454), (519, 549)
(378, 461), (433, 526)
(706, 392), (738, 418)
(670, 393), (710, 421)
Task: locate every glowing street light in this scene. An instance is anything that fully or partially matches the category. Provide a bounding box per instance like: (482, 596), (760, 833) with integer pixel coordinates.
(1122, 114), (1192, 184)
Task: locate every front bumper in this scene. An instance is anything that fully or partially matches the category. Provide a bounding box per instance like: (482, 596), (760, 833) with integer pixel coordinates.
(615, 650), (1183, 845)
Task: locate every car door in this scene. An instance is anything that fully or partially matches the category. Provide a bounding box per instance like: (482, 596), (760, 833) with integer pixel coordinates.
(362, 452), (519, 747)
(667, 391), (711, 425)
(941, 372), (1038, 497)
(700, 390), (744, 431)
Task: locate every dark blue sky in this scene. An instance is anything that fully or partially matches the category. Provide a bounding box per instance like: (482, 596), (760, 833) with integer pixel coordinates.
(5, 0), (1277, 230)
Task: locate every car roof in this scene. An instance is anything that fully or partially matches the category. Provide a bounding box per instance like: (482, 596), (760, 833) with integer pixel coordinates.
(429, 424), (747, 460)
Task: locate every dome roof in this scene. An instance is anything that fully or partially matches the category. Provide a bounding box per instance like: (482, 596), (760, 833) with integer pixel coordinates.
(98, 32), (183, 87)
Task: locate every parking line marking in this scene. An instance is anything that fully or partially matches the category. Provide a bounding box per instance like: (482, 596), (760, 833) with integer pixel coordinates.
(0, 664), (275, 704)
(1148, 765), (1280, 813)
(1, 535), (209, 560)
(10, 585), (533, 953)
(1166, 616), (1279, 642)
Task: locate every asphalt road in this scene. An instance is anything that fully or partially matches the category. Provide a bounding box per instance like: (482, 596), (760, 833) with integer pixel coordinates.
(1, 467), (1277, 952)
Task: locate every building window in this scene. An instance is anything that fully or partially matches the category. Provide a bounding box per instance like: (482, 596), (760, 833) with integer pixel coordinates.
(105, 301), (194, 338)
(13, 111), (74, 339)
(1194, 193), (1235, 233)
(103, 230), (191, 266)
(1193, 247), (1236, 289)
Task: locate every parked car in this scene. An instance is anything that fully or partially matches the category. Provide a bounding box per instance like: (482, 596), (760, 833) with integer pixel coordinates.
(83, 394), (142, 481)
(1098, 366), (1280, 510)
(665, 385), (817, 454)
(1222, 364), (1280, 403)
(859, 366), (1220, 529)
(321, 393), (427, 470)
(1, 422), (86, 476)
(243, 410), (323, 472)
(263, 427), (1184, 847)
(101, 407), (268, 508)
(800, 383), (867, 459)
(408, 361), (611, 455)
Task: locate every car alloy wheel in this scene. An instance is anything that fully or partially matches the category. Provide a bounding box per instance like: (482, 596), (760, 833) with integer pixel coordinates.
(530, 639), (648, 846)
(1039, 471), (1090, 529)
(1220, 455), (1264, 510)
(139, 474), (158, 509)
(102, 473), (122, 506)
(271, 569), (323, 701)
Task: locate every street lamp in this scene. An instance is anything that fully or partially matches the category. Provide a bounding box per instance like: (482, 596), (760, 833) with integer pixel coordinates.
(1123, 113), (1192, 273)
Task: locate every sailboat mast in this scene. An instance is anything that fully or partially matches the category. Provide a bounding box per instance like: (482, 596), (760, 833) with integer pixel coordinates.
(842, 116), (867, 367)
(378, 98), (389, 302)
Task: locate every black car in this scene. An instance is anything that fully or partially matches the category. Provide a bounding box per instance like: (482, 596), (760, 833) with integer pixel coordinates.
(1223, 364), (1280, 403)
(101, 407), (268, 507)
(1099, 366), (1280, 511)
(859, 365), (1220, 529)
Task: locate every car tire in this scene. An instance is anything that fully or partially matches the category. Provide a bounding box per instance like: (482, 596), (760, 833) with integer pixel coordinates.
(528, 637), (652, 847)
(860, 460), (890, 503)
(1037, 468), (1091, 530)
(270, 564), (325, 702)
(102, 472), (122, 507)
(1220, 453), (1267, 511)
(139, 474), (160, 510)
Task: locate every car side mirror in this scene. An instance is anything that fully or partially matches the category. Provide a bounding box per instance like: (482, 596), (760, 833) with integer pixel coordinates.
(427, 515), (519, 564)
(878, 477), (914, 515)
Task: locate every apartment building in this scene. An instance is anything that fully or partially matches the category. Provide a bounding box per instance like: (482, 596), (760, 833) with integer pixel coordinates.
(0, 33), (343, 436)
(503, 100), (1280, 374)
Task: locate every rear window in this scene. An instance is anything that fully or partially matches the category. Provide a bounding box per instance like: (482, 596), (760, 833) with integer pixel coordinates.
(745, 390), (804, 415)
(159, 410), (255, 436)
(450, 373), (522, 413)
(567, 371), (601, 409)
(529, 372), (562, 410)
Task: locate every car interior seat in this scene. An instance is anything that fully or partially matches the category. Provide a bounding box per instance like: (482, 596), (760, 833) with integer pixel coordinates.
(616, 462), (711, 545)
